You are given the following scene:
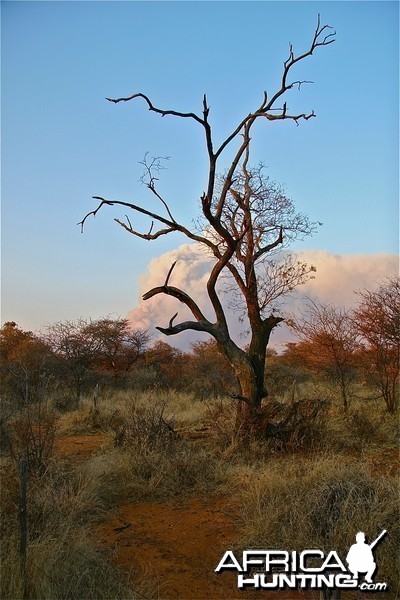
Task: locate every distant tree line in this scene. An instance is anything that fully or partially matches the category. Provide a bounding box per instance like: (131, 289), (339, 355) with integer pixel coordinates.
(0, 278), (398, 414)
(0, 317), (237, 410)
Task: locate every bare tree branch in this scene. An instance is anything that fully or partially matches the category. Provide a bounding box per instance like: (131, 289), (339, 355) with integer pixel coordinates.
(213, 15), (335, 163)
(106, 92), (205, 125)
(254, 226), (284, 261)
(139, 154), (177, 223)
(80, 195), (219, 253)
(265, 14), (335, 112)
(164, 261), (177, 286)
(168, 312), (178, 329)
(207, 246), (237, 330)
(142, 284), (209, 324)
(114, 217), (175, 240)
(78, 198), (114, 232)
(156, 319), (215, 336)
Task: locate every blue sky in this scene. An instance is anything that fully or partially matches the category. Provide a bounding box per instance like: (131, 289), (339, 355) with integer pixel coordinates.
(2, 1), (399, 333)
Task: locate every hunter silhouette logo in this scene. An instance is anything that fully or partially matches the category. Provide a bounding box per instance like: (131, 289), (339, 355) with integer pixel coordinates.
(346, 530), (387, 588)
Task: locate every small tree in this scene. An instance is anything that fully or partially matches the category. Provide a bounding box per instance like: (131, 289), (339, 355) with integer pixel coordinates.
(353, 277), (399, 413)
(84, 317), (149, 377)
(288, 301), (360, 410)
(0, 322), (56, 470)
(0, 322), (53, 405)
(80, 18), (335, 436)
(145, 340), (187, 390)
(46, 317), (148, 403)
(46, 318), (99, 405)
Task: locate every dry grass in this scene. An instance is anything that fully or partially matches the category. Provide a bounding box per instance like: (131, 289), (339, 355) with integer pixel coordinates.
(71, 392), (228, 504)
(58, 390), (209, 437)
(2, 386), (398, 598)
(84, 438), (227, 506)
(1, 529), (142, 600)
(224, 452), (399, 594)
(328, 400), (399, 453)
(0, 458), (153, 599)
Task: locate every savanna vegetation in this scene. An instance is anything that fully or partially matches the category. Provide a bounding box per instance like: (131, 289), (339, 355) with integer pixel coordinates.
(1, 278), (399, 599)
(2, 14), (398, 600)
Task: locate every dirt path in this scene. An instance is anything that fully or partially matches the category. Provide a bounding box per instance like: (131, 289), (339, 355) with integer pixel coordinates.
(94, 497), (318, 600)
(54, 430), (315, 598)
(55, 429), (398, 599)
(55, 432), (109, 460)
(96, 496), (236, 599)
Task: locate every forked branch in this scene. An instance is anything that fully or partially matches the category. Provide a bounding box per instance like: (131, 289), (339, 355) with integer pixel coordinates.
(78, 198), (114, 232)
(215, 15), (335, 162)
(156, 319), (216, 336)
(79, 195), (219, 254)
(254, 226), (284, 261)
(265, 14), (335, 111)
(142, 284), (208, 324)
(139, 154), (177, 224)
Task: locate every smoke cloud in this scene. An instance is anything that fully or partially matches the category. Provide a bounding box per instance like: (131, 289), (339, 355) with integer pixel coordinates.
(127, 244), (398, 351)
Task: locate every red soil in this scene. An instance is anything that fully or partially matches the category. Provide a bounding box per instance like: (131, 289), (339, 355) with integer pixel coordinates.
(55, 431), (398, 600)
(55, 431), (317, 598)
(54, 432), (109, 460)
(94, 497), (316, 600)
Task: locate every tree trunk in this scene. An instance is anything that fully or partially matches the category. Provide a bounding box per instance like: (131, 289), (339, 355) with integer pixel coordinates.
(339, 375), (349, 412)
(75, 377), (82, 408)
(232, 354), (268, 438)
(217, 323), (276, 439)
(215, 338), (263, 437)
(234, 380), (264, 438)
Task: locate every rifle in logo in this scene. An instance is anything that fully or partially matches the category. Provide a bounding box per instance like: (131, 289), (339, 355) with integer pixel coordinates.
(346, 530), (387, 584)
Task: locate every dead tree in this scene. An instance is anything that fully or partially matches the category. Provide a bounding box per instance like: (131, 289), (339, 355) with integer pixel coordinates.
(80, 17), (335, 436)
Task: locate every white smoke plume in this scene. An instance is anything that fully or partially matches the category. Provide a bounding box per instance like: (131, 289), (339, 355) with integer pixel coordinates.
(127, 244), (398, 351)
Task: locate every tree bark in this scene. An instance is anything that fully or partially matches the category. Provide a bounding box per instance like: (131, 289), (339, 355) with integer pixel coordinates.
(218, 344), (265, 437)
(216, 318), (282, 438)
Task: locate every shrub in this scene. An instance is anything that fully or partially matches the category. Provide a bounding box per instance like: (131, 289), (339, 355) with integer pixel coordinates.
(89, 439), (226, 505)
(228, 454), (399, 594)
(0, 459), (145, 599)
(6, 402), (58, 474)
(112, 397), (178, 450)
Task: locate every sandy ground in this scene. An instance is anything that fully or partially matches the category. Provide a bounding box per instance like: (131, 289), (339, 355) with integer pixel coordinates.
(54, 432), (109, 460)
(93, 495), (323, 600)
(55, 430), (398, 600)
